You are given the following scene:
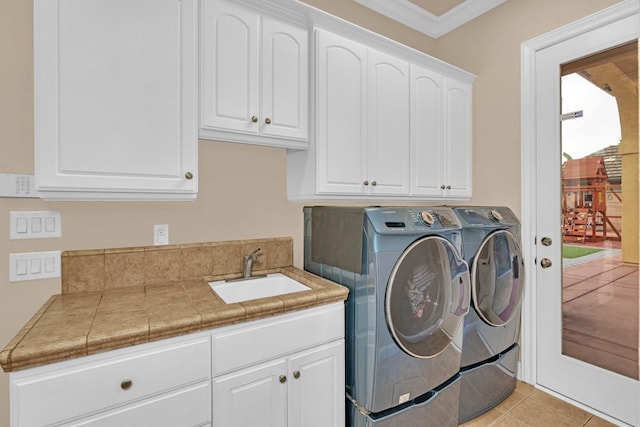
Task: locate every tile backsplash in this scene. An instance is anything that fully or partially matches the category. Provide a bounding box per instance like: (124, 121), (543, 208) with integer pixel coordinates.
(61, 237), (293, 293)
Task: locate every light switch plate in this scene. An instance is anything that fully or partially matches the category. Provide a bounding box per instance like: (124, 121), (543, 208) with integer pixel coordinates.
(9, 251), (61, 282)
(10, 211), (62, 239)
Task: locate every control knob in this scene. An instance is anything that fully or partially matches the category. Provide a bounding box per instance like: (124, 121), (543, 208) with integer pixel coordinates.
(419, 211), (435, 226)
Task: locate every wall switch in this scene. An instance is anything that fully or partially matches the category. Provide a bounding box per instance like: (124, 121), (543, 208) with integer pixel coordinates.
(0, 173), (39, 198)
(10, 211), (62, 240)
(9, 251), (61, 282)
(154, 224), (169, 246)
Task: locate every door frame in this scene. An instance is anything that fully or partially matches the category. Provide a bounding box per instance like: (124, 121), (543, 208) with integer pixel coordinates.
(520, 0), (639, 421)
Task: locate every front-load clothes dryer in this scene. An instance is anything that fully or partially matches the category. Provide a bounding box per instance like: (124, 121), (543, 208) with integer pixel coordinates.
(453, 207), (525, 424)
(304, 206), (471, 427)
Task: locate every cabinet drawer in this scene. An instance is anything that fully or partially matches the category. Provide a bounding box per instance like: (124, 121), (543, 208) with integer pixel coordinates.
(11, 335), (210, 427)
(212, 303), (344, 375)
(61, 381), (211, 427)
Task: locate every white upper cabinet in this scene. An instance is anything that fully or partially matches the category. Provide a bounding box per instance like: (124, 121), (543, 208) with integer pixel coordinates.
(288, 27), (473, 201)
(34, 0), (198, 201)
(315, 30), (409, 196)
(411, 64), (472, 198)
(368, 50), (410, 195)
(444, 78), (473, 198)
(316, 30), (368, 194)
(200, 0), (309, 148)
(410, 64), (444, 197)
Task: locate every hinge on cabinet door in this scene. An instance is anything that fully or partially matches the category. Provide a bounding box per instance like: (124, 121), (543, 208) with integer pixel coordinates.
(346, 393), (370, 416)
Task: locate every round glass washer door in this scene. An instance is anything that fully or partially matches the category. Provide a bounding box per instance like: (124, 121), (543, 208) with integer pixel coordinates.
(385, 235), (470, 359)
(471, 229), (525, 327)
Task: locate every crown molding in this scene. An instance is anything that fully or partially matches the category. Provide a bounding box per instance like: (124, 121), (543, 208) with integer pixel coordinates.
(354, 0), (507, 38)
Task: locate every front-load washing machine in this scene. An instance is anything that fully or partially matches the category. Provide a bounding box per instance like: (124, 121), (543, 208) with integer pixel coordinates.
(304, 206), (471, 427)
(453, 206), (525, 424)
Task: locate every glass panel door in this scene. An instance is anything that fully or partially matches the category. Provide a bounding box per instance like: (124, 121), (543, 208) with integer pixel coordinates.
(560, 41), (639, 380)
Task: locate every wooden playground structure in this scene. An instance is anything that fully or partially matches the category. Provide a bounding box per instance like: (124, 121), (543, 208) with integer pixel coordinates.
(562, 157), (622, 244)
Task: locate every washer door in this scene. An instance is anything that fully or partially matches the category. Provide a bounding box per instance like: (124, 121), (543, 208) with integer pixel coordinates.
(385, 235), (470, 359)
(471, 229), (525, 327)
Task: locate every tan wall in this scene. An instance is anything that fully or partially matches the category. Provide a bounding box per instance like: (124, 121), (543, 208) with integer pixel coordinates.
(0, 0), (622, 425)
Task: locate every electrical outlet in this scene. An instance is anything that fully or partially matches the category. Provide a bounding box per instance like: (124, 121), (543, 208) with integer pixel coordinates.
(154, 224), (169, 246)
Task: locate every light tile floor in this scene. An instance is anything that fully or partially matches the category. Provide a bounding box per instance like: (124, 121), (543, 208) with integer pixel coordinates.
(459, 381), (617, 427)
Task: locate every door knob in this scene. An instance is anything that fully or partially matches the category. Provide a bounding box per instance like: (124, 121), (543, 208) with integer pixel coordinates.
(540, 258), (552, 268)
(541, 237), (552, 246)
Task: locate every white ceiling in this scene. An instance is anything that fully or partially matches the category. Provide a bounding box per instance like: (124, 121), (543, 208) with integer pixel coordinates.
(354, 0), (507, 38)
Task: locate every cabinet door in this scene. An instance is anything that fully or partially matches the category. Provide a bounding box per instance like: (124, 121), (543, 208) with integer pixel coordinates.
(261, 16), (309, 141)
(201, 0), (260, 134)
(368, 50), (410, 195)
(34, 0), (198, 200)
(288, 340), (345, 427)
(444, 78), (472, 198)
(60, 382), (210, 427)
(316, 29), (368, 195)
(213, 359), (287, 427)
(410, 64), (445, 196)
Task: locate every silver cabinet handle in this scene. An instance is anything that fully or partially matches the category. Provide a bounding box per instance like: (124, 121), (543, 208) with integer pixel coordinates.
(121, 379), (133, 390)
(265, 117), (271, 124)
(279, 375), (287, 383)
(185, 171), (193, 180)
(363, 180), (369, 186)
(440, 185), (446, 190)
(371, 181), (377, 186)
(251, 116), (258, 123)
(446, 185), (451, 189)
(540, 258), (552, 268)
(541, 237), (552, 246)
(293, 370), (300, 379)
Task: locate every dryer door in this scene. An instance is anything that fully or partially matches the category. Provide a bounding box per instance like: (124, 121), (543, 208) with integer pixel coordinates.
(385, 235), (470, 359)
(471, 229), (525, 326)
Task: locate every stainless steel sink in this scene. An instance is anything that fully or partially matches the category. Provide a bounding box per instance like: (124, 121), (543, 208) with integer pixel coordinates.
(208, 273), (311, 304)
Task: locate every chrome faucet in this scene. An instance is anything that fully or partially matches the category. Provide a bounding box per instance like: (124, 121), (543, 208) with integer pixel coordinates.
(243, 248), (262, 278)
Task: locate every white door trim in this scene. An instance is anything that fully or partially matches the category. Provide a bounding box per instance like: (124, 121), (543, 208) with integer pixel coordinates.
(520, 0), (639, 417)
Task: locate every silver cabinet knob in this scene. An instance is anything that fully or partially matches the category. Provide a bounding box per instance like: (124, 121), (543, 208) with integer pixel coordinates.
(440, 185), (446, 190)
(121, 379), (133, 390)
(293, 370), (300, 379)
(446, 185), (451, 189)
(540, 258), (552, 268)
(279, 375), (287, 383)
(541, 237), (552, 246)
(371, 181), (377, 186)
(265, 117), (271, 124)
(251, 116), (258, 123)
(185, 171), (193, 180)
(363, 180), (369, 186)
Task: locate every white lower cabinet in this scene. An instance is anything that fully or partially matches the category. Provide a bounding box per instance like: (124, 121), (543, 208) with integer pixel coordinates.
(9, 303), (345, 427)
(10, 334), (211, 427)
(213, 341), (344, 427)
(211, 302), (346, 427)
(60, 382), (211, 427)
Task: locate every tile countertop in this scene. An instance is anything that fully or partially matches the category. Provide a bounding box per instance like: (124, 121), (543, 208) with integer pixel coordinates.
(0, 266), (348, 373)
